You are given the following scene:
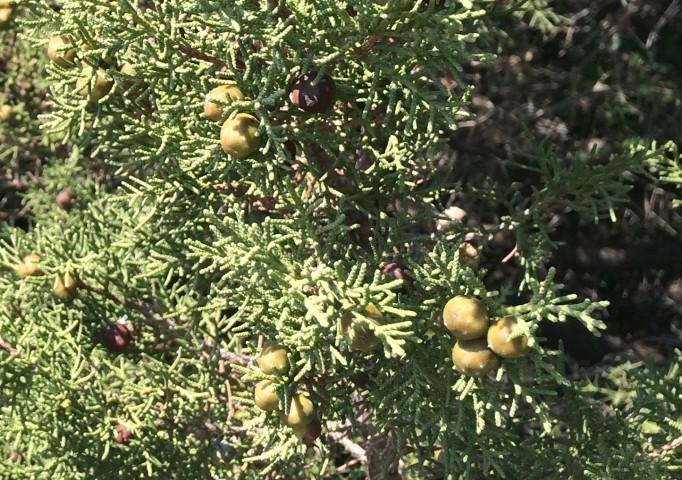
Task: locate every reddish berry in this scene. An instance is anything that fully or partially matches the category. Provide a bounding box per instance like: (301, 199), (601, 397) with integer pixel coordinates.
(56, 190), (74, 211)
(381, 262), (411, 282)
(115, 424), (133, 444)
(103, 324), (132, 353)
(381, 262), (413, 294)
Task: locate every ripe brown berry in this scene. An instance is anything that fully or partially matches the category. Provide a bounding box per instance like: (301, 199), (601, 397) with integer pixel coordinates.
(289, 70), (336, 114)
(115, 424), (133, 444)
(487, 316), (531, 359)
(451, 338), (500, 378)
(204, 85), (244, 121)
(56, 190), (74, 211)
(103, 324), (132, 353)
(220, 113), (260, 159)
(257, 342), (290, 375)
(442, 296), (488, 340)
(47, 35), (77, 68)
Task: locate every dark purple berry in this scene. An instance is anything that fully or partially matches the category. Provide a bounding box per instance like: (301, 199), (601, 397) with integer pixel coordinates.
(103, 324), (132, 353)
(354, 150), (374, 172)
(289, 70), (337, 114)
(345, 210), (372, 248)
(284, 140), (297, 159)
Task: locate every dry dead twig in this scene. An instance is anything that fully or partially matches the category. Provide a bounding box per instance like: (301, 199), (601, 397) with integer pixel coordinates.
(650, 433), (682, 458)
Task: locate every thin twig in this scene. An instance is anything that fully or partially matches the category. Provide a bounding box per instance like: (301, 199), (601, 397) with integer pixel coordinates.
(177, 44), (227, 68)
(650, 434), (682, 458)
(501, 246), (519, 263)
(328, 431), (367, 464)
(351, 14), (399, 61)
(352, 35), (383, 61)
(200, 344), (251, 372)
(0, 177), (28, 191)
(226, 379), (235, 421)
(76, 278), (159, 321)
(0, 336), (18, 356)
(323, 459), (362, 477)
(646, 0), (681, 49)
(201, 344), (251, 366)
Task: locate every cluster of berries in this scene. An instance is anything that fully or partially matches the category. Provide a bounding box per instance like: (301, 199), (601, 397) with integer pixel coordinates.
(443, 296), (531, 377)
(205, 70), (336, 160)
(16, 253), (78, 301)
(48, 35), (121, 103)
(253, 343), (321, 444)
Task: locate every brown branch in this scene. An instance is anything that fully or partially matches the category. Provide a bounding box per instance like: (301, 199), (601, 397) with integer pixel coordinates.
(0, 177), (29, 191)
(351, 14), (400, 61)
(76, 278), (159, 320)
(501, 245), (519, 263)
(328, 431), (367, 464)
(225, 379), (236, 421)
(650, 434), (682, 458)
(323, 459), (362, 477)
(646, 0), (681, 49)
(177, 44), (227, 69)
(200, 343), (251, 366)
(351, 35), (383, 61)
(0, 336), (18, 356)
